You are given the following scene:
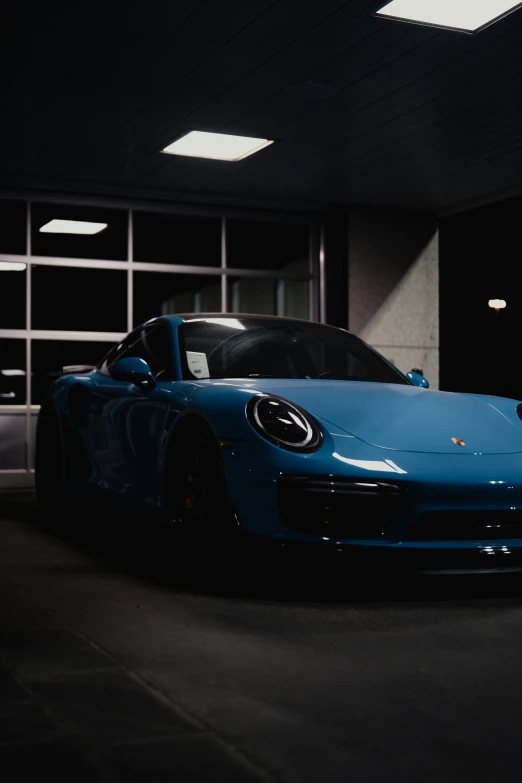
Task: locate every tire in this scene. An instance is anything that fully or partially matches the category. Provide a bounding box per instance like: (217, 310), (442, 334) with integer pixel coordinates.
(34, 406), (67, 523)
(163, 419), (240, 549)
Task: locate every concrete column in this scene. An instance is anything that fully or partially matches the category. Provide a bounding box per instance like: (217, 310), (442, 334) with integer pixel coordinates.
(348, 207), (439, 389)
(323, 208), (349, 329)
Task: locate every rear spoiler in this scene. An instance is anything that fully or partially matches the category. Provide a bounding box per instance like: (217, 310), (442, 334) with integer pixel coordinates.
(61, 365), (95, 375)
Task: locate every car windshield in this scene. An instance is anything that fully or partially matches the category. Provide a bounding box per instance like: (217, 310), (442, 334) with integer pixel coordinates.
(178, 317), (410, 384)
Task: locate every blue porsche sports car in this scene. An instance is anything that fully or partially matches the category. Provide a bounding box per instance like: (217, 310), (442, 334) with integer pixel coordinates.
(35, 313), (522, 573)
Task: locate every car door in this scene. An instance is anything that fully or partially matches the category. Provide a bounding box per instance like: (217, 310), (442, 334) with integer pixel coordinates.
(88, 323), (174, 507)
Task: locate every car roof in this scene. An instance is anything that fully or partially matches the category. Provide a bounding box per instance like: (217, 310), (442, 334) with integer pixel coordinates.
(173, 313), (350, 332)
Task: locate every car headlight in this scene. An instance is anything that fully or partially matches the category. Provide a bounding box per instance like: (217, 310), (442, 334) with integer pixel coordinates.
(246, 394), (323, 452)
(517, 403), (522, 421)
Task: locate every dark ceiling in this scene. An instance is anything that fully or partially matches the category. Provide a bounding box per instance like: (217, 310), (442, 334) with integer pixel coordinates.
(2, 0), (522, 215)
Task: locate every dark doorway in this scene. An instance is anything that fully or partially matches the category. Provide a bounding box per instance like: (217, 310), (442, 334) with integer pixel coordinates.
(440, 197), (522, 401)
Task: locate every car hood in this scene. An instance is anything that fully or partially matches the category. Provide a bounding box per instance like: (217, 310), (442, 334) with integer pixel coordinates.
(229, 379), (522, 455)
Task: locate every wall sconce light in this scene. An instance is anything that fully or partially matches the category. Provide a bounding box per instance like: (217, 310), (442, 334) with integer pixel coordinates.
(488, 299), (507, 310)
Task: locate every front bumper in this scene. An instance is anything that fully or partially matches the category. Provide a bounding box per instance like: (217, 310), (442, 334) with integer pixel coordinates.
(221, 430), (522, 564)
(239, 533), (522, 574)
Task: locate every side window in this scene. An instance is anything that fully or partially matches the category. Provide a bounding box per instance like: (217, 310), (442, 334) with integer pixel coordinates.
(98, 338), (130, 375)
(99, 331), (147, 375)
(120, 332), (149, 366)
(141, 325), (173, 380)
(100, 324), (173, 380)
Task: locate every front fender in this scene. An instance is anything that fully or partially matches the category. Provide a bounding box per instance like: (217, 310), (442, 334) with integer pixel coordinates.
(180, 381), (261, 441)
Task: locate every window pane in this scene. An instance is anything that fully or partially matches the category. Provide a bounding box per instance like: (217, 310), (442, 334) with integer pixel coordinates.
(31, 340), (114, 405)
(0, 263), (26, 328)
(32, 203), (127, 260)
(133, 212), (221, 266)
(0, 339), (26, 404)
(0, 414), (25, 469)
(29, 413), (38, 469)
(133, 271), (221, 326)
(0, 199), (26, 254)
(32, 266), (127, 331)
(227, 219), (309, 272)
(229, 277), (275, 315)
(228, 277), (310, 319)
(282, 279), (309, 320)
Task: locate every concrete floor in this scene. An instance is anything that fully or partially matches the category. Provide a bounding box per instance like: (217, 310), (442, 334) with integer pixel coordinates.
(3, 491), (522, 782)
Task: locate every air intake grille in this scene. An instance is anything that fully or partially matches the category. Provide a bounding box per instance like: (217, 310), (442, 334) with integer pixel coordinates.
(278, 477), (403, 539)
(405, 510), (522, 541)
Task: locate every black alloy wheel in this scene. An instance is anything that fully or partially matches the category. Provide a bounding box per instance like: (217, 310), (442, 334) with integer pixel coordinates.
(165, 420), (239, 547)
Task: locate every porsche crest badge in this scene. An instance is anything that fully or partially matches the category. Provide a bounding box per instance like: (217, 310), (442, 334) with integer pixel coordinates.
(451, 437), (466, 447)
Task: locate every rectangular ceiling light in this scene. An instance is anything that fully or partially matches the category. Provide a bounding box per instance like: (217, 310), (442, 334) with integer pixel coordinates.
(0, 261), (26, 271)
(39, 219), (108, 234)
(376, 0), (522, 33)
(161, 131), (274, 161)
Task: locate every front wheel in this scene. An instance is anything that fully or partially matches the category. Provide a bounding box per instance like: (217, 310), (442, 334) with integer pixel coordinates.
(163, 421), (240, 550)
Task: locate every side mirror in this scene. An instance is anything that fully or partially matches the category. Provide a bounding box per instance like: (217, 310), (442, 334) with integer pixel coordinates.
(110, 357), (156, 390)
(406, 368), (430, 388)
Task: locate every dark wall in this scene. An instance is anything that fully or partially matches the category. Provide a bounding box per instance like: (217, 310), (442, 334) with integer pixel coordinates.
(323, 208), (349, 329)
(440, 196), (522, 400)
